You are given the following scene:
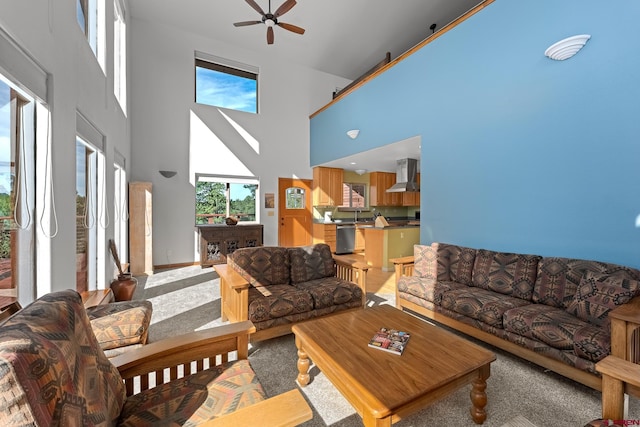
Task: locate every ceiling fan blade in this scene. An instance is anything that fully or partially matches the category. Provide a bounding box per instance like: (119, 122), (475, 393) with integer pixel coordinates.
(233, 20), (262, 27)
(267, 26), (274, 44)
(277, 22), (305, 35)
(245, 0), (265, 16)
(274, 0), (296, 18)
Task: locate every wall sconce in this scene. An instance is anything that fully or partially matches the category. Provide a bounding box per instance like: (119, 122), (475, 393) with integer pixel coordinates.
(159, 170), (177, 178)
(346, 129), (360, 139)
(545, 34), (591, 61)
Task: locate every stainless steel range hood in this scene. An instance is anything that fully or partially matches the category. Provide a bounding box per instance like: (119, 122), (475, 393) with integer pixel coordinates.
(386, 158), (420, 193)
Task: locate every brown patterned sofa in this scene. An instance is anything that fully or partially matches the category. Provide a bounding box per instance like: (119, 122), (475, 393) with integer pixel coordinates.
(0, 289), (311, 426)
(392, 242), (640, 390)
(215, 243), (369, 341)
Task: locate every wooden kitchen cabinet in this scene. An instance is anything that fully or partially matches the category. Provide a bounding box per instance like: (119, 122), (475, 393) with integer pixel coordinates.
(312, 223), (337, 252)
(402, 173), (420, 206)
(370, 172), (398, 206)
(384, 172), (401, 206)
(313, 167), (343, 206)
(197, 224), (263, 267)
(355, 227), (366, 252)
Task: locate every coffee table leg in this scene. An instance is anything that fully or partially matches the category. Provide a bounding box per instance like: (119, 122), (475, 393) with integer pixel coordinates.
(295, 336), (310, 386)
(470, 364), (490, 424)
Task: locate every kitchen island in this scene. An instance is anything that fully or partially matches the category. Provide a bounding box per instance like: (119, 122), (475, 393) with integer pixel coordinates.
(363, 225), (420, 271)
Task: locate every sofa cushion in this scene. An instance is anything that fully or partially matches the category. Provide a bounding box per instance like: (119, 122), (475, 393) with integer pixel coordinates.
(413, 244), (440, 281)
(440, 287), (531, 328)
(289, 244), (335, 284)
(565, 272), (640, 328)
(434, 243), (477, 285)
(533, 257), (640, 309)
(471, 249), (541, 300)
(87, 300), (153, 350)
(503, 304), (590, 350)
(398, 276), (469, 305)
(118, 359), (266, 426)
(573, 323), (610, 363)
(247, 284), (314, 322)
(228, 246), (290, 287)
(295, 277), (363, 309)
(0, 290), (126, 426)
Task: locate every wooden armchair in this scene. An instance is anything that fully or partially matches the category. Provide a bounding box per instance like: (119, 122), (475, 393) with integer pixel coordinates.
(0, 290), (312, 426)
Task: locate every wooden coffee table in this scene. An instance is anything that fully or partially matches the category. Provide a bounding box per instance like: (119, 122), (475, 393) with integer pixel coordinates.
(292, 304), (496, 426)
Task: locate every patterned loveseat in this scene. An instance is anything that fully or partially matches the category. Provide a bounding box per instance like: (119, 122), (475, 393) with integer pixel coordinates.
(0, 290), (311, 426)
(215, 243), (368, 341)
(392, 242), (640, 390)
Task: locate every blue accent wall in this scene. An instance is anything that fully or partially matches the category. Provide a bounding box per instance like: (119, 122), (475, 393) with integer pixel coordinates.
(310, 1), (640, 268)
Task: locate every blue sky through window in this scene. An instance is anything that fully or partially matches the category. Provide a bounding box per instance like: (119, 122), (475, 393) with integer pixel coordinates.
(196, 67), (257, 114)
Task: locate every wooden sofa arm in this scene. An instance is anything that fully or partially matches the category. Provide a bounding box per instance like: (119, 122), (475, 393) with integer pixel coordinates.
(335, 258), (369, 306)
(214, 264), (250, 323)
(596, 355), (640, 420)
(609, 295), (640, 361)
(200, 389), (312, 427)
(111, 320), (255, 395)
(390, 256), (415, 283)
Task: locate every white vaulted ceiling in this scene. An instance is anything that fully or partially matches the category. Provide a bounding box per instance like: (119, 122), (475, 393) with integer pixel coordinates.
(129, 0), (483, 80)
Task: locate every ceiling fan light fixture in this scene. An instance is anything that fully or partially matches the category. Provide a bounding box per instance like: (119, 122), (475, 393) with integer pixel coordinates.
(234, 0), (305, 45)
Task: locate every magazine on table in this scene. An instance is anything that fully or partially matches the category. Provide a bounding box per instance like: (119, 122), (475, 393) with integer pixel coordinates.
(368, 327), (410, 355)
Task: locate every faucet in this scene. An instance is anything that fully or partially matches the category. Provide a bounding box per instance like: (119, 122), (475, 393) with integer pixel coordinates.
(354, 209), (359, 223)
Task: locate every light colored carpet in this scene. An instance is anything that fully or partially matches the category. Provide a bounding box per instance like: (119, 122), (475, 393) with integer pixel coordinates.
(500, 415), (538, 427)
(136, 266), (639, 427)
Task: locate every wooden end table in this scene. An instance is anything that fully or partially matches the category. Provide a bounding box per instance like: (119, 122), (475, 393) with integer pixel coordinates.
(292, 305), (496, 426)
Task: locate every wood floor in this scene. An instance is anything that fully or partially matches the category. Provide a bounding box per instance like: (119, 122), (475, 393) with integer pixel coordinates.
(333, 252), (396, 295)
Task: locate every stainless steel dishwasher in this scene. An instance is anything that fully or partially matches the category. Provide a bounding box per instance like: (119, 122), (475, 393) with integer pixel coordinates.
(335, 224), (356, 255)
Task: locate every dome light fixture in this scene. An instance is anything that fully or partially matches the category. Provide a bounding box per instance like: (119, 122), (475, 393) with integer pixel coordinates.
(545, 34), (591, 61)
(346, 129), (360, 139)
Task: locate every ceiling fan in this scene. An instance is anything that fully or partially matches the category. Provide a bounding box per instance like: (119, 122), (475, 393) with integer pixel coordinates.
(234, 0), (305, 45)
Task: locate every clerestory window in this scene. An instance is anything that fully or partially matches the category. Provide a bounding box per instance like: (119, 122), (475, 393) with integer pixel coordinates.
(195, 53), (258, 114)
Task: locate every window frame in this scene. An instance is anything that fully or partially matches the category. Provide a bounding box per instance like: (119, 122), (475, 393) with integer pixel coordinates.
(113, 0), (127, 113)
(195, 174), (259, 225)
(340, 182), (368, 209)
(194, 52), (259, 114)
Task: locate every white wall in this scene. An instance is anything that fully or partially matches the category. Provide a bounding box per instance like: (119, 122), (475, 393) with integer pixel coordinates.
(130, 19), (349, 266)
(0, 0), (131, 294)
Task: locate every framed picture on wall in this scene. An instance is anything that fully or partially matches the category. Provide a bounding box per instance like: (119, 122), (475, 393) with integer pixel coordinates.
(265, 193), (275, 209)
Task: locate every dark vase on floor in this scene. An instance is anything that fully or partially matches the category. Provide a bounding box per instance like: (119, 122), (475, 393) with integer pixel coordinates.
(110, 274), (138, 302)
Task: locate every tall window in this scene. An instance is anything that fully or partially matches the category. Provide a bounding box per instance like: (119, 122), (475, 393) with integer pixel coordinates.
(195, 53), (258, 114)
(113, 0), (127, 112)
(77, 0), (105, 69)
(195, 176), (258, 224)
(0, 76), (35, 300)
(76, 137), (110, 292)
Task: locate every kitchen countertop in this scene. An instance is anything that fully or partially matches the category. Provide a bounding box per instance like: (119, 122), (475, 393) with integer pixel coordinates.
(314, 220), (420, 229)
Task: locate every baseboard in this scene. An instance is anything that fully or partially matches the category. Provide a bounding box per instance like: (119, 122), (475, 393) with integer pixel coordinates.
(153, 261), (200, 271)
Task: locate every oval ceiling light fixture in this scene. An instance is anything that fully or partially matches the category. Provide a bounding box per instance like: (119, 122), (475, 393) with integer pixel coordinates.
(346, 129), (360, 139)
(544, 34), (591, 61)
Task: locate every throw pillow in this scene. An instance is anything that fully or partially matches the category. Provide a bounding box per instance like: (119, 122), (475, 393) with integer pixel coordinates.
(566, 272), (639, 327)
